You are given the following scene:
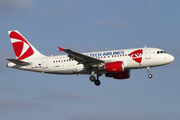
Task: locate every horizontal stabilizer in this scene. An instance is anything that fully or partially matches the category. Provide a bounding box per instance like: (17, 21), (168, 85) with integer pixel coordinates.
(7, 59), (31, 66)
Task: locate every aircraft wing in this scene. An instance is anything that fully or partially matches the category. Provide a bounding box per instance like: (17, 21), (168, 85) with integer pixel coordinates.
(58, 47), (104, 68)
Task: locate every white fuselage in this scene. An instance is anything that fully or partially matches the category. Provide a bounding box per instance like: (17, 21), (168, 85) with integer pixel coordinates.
(7, 47), (174, 75)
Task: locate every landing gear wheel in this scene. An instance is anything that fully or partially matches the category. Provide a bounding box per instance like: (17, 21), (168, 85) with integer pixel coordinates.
(89, 75), (96, 82)
(148, 74), (153, 78)
(147, 67), (153, 79)
(94, 80), (101, 86)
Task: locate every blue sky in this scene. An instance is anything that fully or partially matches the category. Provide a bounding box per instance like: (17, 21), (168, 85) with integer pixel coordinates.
(0, 0), (180, 120)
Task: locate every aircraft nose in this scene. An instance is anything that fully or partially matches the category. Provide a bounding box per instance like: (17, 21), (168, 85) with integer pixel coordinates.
(168, 54), (174, 63)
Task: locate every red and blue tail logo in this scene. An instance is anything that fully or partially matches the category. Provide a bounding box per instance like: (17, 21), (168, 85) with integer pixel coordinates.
(9, 31), (34, 60)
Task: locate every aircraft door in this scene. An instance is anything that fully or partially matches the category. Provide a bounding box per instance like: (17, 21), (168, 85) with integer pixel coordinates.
(145, 48), (151, 59)
(42, 58), (48, 69)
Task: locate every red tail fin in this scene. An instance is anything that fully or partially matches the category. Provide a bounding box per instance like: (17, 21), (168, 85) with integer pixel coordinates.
(8, 31), (45, 60)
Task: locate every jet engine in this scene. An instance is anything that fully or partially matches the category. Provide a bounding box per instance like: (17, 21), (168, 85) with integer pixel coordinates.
(98, 61), (124, 73)
(105, 61), (124, 72)
(105, 69), (130, 79)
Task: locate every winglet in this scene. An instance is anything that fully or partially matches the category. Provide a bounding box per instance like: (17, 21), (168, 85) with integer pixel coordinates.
(58, 47), (64, 52)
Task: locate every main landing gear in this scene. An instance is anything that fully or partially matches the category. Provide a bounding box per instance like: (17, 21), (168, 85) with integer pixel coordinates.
(89, 73), (102, 86)
(147, 67), (153, 78)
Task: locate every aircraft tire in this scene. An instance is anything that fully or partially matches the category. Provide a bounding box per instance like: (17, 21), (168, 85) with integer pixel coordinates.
(148, 74), (153, 78)
(89, 75), (96, 82)
(94, 80), (101, 86)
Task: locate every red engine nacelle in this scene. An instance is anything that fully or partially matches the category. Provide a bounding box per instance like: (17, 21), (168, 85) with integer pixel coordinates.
(105, 61), (124, 73)
(105, 70), (130, 79)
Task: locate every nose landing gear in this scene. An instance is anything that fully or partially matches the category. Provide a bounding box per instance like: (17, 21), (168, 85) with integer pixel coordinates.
(147, 67), (153, 78)
(148, 74), (153, 78)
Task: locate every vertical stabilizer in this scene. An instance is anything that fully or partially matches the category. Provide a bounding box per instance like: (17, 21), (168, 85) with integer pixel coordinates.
(8, 30), (45, 60)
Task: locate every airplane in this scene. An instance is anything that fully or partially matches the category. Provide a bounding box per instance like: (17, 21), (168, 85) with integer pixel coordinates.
(7, 30), (174, 86)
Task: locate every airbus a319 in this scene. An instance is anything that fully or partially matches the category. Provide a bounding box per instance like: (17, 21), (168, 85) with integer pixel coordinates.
(7, 31), (174, 86)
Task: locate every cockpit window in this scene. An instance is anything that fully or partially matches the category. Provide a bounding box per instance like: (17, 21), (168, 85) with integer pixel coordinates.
(157, 51), (166, 54)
